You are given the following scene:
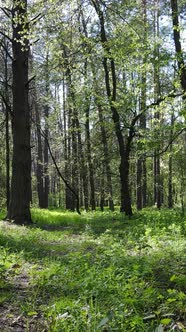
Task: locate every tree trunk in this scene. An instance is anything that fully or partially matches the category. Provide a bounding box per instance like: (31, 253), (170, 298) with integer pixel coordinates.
(168, 148), (173, 209)
(153, 0), (162, 209)
(137, 156), (143, 210)
(171, 0), (186, 95)
(35, 102), (45, 208)
(100, 168), (105, 211)
(42, 54), (50, 208)
(7, 0), (32, 224)
(97, 104), (114, 211)
(4, 40), (10, 211)
(92, 0), (132, 215)
(85, 104), (96, 210)
(76, 117), (89, 211)
(137, 0), (147, 209)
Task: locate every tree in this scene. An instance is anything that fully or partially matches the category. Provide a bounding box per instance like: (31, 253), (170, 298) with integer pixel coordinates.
(7, 0), (32, 224)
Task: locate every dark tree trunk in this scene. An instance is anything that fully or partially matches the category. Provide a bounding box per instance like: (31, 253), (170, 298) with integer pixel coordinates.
(7, 0), (32, 224)
(120, 154), (132, 215)
(168, 148), (173, 209)
(154, 154), (161, 209)
(92, 0), (132, 215)
(100, 169), (105, 211)
(4, 40), (10, 211)
(137, 156), (143, 210)
(171, 0), (186, 95)
(142, 158), (147, 207)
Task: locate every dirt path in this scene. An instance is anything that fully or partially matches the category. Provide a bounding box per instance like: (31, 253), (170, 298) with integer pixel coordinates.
(0, 265), (47, 332)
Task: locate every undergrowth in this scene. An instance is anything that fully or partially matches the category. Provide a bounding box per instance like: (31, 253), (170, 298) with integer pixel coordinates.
(0, 208), (185, 331)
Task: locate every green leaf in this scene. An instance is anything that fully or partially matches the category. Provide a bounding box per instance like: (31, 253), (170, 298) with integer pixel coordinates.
(27, 311), (38, 316)
(170, 275), (176, 282)
(160, 318), (172, 325)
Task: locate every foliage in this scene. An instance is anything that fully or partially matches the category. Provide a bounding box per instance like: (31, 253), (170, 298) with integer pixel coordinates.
(0, 208), (185, 331)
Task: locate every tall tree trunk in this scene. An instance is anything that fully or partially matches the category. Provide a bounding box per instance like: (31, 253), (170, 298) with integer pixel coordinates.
(7, 0), (32, 224)
(3, 39), (10, 211)
(97, 105), (114, 211)
(35, 102), (45, 208)
(85, 103), (96, 211)
(153, 0), (162, 209)
(91, 61), (114, 211)
(137, 0), (147, 210)
(168, 138), (173, 208)
(76, 117), (89, 211)
(29, 50), (45, 208)
(62, 78), (72, 209)
(42, 54), (50, 208)
(100, 166), (105, 211)
(92, 0), (132, 215)
(137, 156), (143, 210)
(171, 0), (186, 213)
(171, 0), (186, 96)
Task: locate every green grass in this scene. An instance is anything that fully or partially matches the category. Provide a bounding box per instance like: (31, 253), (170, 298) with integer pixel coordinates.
(0, 208), (185, 331)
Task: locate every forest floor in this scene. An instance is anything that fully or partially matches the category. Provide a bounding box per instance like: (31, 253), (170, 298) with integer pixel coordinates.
(0, 208), (185, 332)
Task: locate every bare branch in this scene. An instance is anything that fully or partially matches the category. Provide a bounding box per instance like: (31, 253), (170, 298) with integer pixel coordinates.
(0, 30), (12, 43)
(145, 127), (186, 158)
(0, 81), (12, 89)
(29, 13), (43, 24)
(0, 7), (12, 18)
(0, 40), (13, 60)
(26, 75), (36, 87)
(0, 92), (13, 116)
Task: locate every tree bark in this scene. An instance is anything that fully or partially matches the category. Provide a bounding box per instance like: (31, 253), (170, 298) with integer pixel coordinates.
(98, 105), (114, 211)
(137, 0), (147, 209)
(7, 0), (32, 224)
(42, 53), (50, 208)
(3, 39), (10, 211)
(153, 0), (162, 209)
(85, 103), (96, 211)
(171, 0), (186, 95)
(92, 0), (132, 215)
(76, 117), (89, 211)
(35, 102), (45, 208)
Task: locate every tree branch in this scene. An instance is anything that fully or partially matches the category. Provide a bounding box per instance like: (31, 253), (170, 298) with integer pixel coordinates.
(0, 41), (13, 61)
(0, 30), (12, 43)
(144, 127), (186, 158)
(0, 92), (13, 116)
(29, 13), (43, 24)
(0, 7), (12, 18)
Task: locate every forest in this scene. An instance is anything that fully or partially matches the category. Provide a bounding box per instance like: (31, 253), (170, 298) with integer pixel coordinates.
(0, 0), (186, 331)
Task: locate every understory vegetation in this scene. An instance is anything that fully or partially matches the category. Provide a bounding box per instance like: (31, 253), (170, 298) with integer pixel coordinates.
(0, 209), (185, 331)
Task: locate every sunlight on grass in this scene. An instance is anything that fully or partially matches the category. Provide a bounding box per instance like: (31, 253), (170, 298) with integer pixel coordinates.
(0, 208), (185, 331)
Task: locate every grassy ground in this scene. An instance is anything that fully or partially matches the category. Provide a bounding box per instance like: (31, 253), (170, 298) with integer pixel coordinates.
(0, 208), (185, 331)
